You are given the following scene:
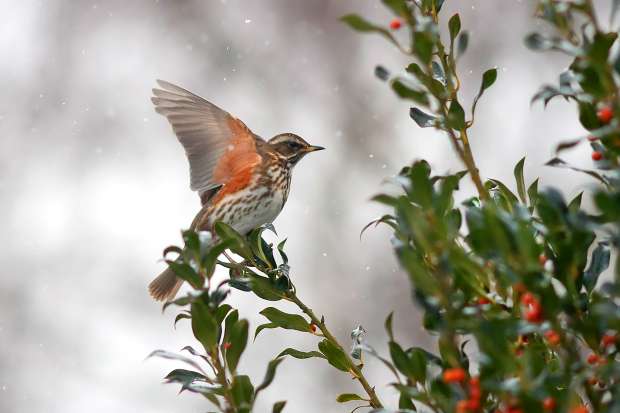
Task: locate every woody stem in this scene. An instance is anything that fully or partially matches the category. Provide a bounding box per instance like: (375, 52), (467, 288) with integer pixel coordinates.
(287, 292), (383, 408)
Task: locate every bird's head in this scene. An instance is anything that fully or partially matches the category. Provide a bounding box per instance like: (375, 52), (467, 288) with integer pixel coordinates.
(268, 133), (324, 165)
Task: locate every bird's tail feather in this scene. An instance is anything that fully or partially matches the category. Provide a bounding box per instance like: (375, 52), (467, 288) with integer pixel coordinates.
(148, 267), (183, 302)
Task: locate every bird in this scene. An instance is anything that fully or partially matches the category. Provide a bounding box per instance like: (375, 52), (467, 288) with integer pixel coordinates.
(148, 80), (324, 301)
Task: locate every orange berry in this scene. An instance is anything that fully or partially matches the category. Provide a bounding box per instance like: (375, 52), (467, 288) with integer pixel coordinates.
(592, 151), (603, 161)
(587, 353), (599, 365)
(223, 341), (232, 350)
(309, 323), (317, 333)
(544, 330), (561, 345)
(443, 367), (467, 383)
(587, 376), (598, 386)
(456, 400), (470, 413)
(538, 254), (547, 265)
(543, 397), (556, 411)
(571, 405), (588, 413)
(597, 106), (613, 124)
(389, 18), (402, 30)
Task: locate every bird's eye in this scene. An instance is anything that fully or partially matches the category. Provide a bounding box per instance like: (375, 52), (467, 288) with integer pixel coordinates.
(287, 141), (301, 149)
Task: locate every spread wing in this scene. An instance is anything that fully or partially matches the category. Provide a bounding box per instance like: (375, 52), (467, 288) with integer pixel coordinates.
(151, 80), (263, 202)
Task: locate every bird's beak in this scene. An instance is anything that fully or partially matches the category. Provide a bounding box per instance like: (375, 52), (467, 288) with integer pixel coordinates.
(306, 145), (325, 152)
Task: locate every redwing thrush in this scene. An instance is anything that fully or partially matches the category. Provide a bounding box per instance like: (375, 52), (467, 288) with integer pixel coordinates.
(148, 80), (324, 301)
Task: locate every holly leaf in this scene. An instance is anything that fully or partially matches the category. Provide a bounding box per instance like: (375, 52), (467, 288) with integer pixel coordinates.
(166, 261), (202, 289)
(225, 319), (249, 373)
(255, 357), (285, 395)
(318, 340), (351, 372)
(472, 68), (497, 118)
(447, 100), (466, 130)
(340, 14), (402, 50)
(545, 157), (610, 188)
(513, 157), (526, 203)
(277, 348), (326, 360)
(272, 401), (287, 413)
(448, 14), (461, 43)
(584, 242), (610, 293)
(337, 393), (366, 403)
(191, 301), (219, 352)
(410, 108), (437, 128)
(255, 307), (311, 338)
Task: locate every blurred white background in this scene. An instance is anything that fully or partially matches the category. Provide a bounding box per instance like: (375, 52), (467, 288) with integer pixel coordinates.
(0, 1), (611, 412)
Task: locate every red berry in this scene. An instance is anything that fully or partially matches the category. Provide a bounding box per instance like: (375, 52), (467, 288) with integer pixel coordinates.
(466, 398), (481, 410)
(521, 292), (536, 305)
(443, 368), (467, 383)
(586, 353), (599, 365)
(571, 405), (588, 413)
(601, 334), (616, 348)
(456, 398), (481, 412)
(592, 151), (603, 161)
(469, 377), (480, 389)
(223, 341), (232, 350)
(544, 330), (561, 345)
(477, 297), (491, 305)
(389, 18), (402, 30)
(543, 397), (556, 411)
(597, 106), (613, 124)
(525, 306), (543, 323)
(469, 377), (481, 400)
(309, 323), (317, 333)
(538, 254), (547, 265)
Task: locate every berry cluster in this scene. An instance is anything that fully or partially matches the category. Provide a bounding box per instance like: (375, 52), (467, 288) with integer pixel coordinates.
(442, 369), (482, 412)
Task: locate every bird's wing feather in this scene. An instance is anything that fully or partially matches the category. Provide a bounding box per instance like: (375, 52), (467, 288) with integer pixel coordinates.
(151, 80), (262, 201)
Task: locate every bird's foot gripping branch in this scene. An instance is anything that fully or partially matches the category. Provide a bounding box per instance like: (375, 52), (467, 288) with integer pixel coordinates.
(148, 222), (383, 412)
